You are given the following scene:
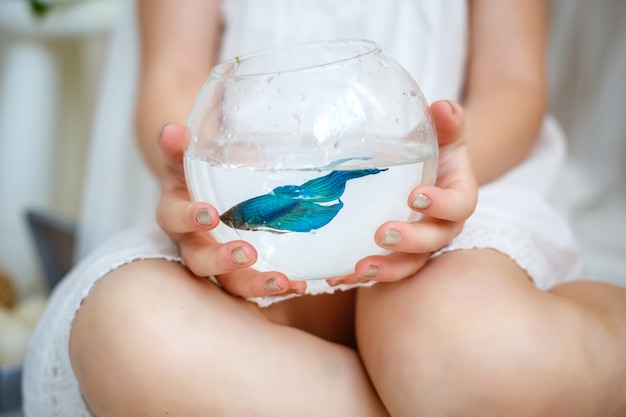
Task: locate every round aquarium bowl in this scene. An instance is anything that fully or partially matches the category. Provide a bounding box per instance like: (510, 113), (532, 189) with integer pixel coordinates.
(185, 40), (438, 280)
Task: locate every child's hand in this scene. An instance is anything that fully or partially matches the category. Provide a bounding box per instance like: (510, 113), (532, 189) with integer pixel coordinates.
(328, 100), (477, 286)
(155, 124), (306, 297)
(157, 99), (475, 295)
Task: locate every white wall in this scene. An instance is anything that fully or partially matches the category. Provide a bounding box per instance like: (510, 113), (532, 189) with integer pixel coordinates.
(0, 1), (121, 296)
(547, 0), (626, 285)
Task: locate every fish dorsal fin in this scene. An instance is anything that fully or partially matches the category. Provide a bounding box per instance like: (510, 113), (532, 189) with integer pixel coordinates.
(297, 169), (387, 202)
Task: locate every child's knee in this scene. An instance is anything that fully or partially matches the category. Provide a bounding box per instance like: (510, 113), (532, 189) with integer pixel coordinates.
(357, 253), (600, 416)
(69, 259), (222, 415)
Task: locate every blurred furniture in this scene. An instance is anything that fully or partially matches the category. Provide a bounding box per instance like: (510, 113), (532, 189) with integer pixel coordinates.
(25, 209), (76, 294)
(0, 365), (21, 413)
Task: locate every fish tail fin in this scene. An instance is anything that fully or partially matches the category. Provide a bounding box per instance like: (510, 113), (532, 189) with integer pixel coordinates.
(275, 200), (344, 232)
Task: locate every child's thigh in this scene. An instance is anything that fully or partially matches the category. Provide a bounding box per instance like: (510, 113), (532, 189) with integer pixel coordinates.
(355, 249), (609, 417)
(70, 259), (385, 417)
(69, 258), (262, 414)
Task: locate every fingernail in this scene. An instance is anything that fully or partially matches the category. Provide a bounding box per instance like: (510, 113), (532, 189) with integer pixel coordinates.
(195, 208), (212, 225)
(158, 124), (166, 141)
(412, 193), (431, 210)
(362, 265), (379, 278)
(158, 123), (171, 143)
(290, 282), (307, 295)
(381, 229), (401, 246)
(328, 278), (343, 287)
(446, 99), (457, 116)
(231, 247), (249, 264)
(264, 278), (284, 293)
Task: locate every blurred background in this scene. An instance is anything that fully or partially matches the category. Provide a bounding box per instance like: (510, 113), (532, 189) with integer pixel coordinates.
(0, 0), (625, 414)
(0, 1), (121, 414)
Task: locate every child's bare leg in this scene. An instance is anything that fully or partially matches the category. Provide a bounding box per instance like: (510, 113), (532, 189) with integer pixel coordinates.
(70, 259), (389, 417)
(356, 249), (626, 417)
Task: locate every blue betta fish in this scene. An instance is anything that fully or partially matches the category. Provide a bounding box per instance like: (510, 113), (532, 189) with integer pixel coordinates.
(220, 168), (387, 233)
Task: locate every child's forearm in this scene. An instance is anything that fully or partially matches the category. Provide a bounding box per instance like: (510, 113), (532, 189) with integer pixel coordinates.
(135, 0), (222, 180)
(463, 0), (548, 185)
(135, 80), (203, 180)
(464, 79), (547, 185)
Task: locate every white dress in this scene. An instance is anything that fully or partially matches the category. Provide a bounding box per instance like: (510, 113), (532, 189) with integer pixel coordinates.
(23, 0), (584, 414)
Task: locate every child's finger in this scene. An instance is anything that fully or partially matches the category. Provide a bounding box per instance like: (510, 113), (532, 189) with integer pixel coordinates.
(157, 198), (219, 235)
(353, 252), (430, 283)
(217, 269), (304, 298)
(159, 123), (188, 162)
(409, 183), (476, 223)
(375, 218), (463, 255)
(178, 236), (257, 278)
(430, 100), (465, 146)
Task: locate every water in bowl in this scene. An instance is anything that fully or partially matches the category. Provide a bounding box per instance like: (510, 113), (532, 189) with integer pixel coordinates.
(185, 134), (436, 280)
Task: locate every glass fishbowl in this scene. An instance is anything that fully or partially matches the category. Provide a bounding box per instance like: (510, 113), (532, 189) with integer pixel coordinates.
(185, 40), (437, 280)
